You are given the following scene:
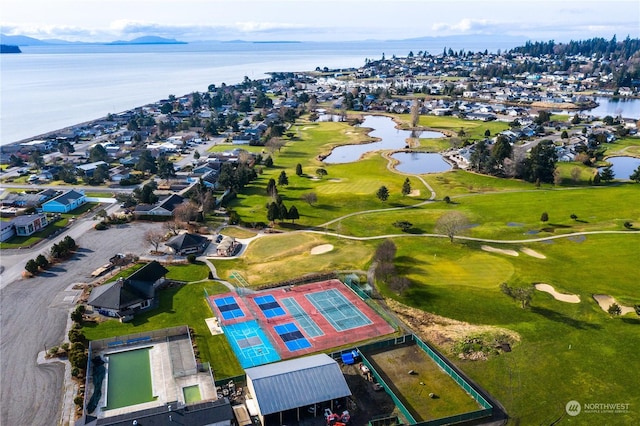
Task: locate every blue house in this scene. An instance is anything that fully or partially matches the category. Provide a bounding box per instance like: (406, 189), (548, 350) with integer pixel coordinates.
(41, 189), (87, 213)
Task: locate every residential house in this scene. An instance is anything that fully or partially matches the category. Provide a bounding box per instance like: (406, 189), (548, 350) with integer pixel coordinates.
(0, 220), (15, 242)
(41, 189), (86, 213)
(77, 161), (108, 177)
(134, 193), (185, 217)
(86, 260), (169, 319)
(216, 236), (239, 257)
(166, 233), (210, 256)
(12, 213), (49, 237)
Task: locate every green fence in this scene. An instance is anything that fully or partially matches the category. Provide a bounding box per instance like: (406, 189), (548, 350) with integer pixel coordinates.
(343, 278), (403, 331)
(334, 334), (494, 426)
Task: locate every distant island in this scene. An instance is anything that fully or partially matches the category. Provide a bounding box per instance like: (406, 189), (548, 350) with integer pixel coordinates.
(0, 44), (21, 54)
(108, 36), (187, 45)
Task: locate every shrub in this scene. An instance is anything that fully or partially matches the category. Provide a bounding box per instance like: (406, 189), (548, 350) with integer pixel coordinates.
(187, 254), (197, 263)
(94, 222), (108, 230)
(25, 259), (39, 276)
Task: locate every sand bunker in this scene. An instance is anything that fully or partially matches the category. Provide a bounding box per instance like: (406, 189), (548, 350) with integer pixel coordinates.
(535, 284), (580, 303)
(521, 248), (546, 259)
(593, 294), (635, 315)
(408, 190), (421, 197)
(310, 244), (334, 255)
(481, 245), (519, 256)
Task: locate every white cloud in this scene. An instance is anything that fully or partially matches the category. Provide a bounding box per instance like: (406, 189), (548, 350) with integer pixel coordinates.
(432, 18), (494, 34)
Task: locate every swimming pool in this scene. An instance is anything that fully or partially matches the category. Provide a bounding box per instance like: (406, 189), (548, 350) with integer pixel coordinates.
(106, 348), (155, 409)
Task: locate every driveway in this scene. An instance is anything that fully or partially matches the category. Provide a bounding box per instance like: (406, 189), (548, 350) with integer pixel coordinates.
(0, 220), (164, 426)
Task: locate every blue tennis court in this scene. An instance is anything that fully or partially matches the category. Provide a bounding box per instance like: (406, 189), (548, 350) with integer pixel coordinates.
(214, 296), (245, 321)
(306, 289), (373, 331)
(274, 322), (312, 352)
(254, 294), (286, 318)
(222, 320), (280, 368)
(281, 297), (324, 338)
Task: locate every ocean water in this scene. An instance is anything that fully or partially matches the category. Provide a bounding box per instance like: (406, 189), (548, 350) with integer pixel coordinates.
(0, 39), (525, 145)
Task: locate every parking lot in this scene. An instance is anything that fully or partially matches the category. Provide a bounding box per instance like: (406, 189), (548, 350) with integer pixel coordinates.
(0, 219), (164, 426)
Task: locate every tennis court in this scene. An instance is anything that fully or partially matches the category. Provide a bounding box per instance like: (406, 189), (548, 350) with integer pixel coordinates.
(273, 322), (312, 352)
(222, 320), (281, 368)
(306, 288), (373, 331)
(253, 294), (286, 318)
(213, 296), (245, 321)
(280, 297), (324, 338)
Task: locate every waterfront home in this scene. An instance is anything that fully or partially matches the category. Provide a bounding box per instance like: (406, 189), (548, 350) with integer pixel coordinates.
(41, 189), (86, 213)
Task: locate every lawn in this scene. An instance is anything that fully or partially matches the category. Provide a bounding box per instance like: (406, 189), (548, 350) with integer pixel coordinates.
(83, 280), (243, 379)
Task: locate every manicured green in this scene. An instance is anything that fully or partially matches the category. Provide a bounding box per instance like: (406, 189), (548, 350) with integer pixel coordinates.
(164, 261), (210, 282)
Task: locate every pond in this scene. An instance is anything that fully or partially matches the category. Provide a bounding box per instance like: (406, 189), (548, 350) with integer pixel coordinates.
(391, 152), (452, 174)
(585, 97), (640, 120)
(322, 115), (444, 163)
(601, 156), (640, 179)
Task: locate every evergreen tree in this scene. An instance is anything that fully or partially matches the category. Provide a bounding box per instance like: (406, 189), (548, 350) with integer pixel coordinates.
(278, 170), (289, 186)
(376, 186), (390, 202)
(402, 178), (411, 196)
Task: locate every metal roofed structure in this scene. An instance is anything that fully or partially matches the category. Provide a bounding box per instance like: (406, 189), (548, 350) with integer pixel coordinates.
(244, 353), (351, 423)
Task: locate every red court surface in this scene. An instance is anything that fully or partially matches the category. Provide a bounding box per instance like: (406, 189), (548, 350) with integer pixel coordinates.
(208, 279), (395, 359)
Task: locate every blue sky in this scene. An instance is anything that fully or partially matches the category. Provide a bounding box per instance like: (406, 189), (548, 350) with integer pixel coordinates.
(2, 0), (639, 42)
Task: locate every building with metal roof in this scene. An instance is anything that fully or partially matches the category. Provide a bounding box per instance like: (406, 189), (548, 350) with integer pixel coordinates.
(244, 353), (352, 425)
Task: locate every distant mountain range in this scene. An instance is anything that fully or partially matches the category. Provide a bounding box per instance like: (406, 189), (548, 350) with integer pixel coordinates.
(0, 34), (188, 46)
(1, 33), (530, 47)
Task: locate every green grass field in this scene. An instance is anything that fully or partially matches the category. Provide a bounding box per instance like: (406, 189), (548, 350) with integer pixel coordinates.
(208, 114), (640, 424)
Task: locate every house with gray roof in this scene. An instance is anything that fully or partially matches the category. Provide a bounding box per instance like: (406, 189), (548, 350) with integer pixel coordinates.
(41, 189), (87, 213)
(87, 260), (168, 319)
(134, 194), (185, 217)
(166, 233), (210, 256)
(12, 213), (49, 237)
(244, 353), (352, 425)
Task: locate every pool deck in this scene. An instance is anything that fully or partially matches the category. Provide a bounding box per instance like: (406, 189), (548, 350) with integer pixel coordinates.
(90, 334), (217, 419)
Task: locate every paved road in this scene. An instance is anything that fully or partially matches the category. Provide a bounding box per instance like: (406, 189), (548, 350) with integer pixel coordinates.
(0, 218), (163, 426)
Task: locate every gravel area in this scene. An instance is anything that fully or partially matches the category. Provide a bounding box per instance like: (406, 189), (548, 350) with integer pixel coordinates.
(0, 219), (164, 426)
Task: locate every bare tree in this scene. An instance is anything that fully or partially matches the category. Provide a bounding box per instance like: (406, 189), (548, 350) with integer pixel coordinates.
(144, 229), (165, 252)
(173, 202), (199, 223)
(164, 220), (180, 236)
(410, 98), (421, 127)
(435, 211), (470, 243)
(301, 192), (318, 206)
(265, 137), (286, 154)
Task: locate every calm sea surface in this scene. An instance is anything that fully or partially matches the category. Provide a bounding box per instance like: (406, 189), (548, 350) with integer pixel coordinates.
(0, 39), (537, 146)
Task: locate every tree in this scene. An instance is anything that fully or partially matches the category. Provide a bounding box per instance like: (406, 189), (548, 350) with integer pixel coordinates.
(492, 135), (512, 166)
(500, 283), (534, 309)
(435, 211), (469, 243)
(193, 150), (201, 160)
(287, 205), (300, 223)
(295, 163), (303, 176)
(634, 304), (640, 316)
(266, 178), (278, 197)
(630, 165), (640, 183)
(173, 202), (198, 223)
(160, 102), (173, 114)
(393, 221), (413, 232)
(29, 151), (45, 170)
(623, 221), (633, 229)
(540, 212), (549, 222)
(443, 195), (451, 204)
(134, 150), (157, 174)
(570, 167), (582, 183)
(375, 240), (397, 263)
(401, 178), (411, 196)
(316, 168), (327, 179)
(521, 140), (557, 183)
(376, 186), (389, 202)
(410, 98), (420, 127)
(70, 305), (85, 323)
(157, 154), (176, 179)
(301, 192), (317, 206)
(267, 202), (279, 225)
(278, 170), (289, 186)
(470, 139), (493, 173)
(89, 144), (109, 163)
(608, 303), (622, 316)
(144, 229), (164, 252)
(561, 130), (569, 139)
(570, 214), (578, 221)
(600, 165), (615, 182)
(484, 129), (491, 137)
(389, 276), (410, 295)
(25, 259), (39, 276)
(534, 110), (551, 125)
(134, 182), (158, 204)
(35, 254), (49, 270)
(264, 156), (274, 168)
